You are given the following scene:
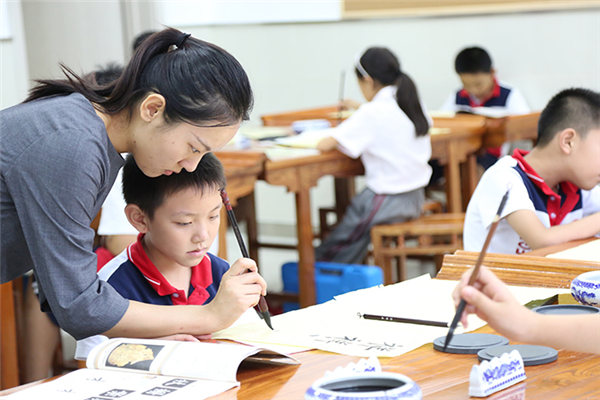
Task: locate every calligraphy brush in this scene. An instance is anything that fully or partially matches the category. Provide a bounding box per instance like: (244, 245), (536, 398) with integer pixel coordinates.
(220, 189), (273, 330)
(337, 70), (345, 126)
(442, 187), (510, 351)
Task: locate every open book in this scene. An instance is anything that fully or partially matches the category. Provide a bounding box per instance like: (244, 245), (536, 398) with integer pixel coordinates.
(4, 338), (299, 400)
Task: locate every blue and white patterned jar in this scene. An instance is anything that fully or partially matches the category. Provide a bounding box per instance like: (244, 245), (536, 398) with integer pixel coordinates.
(305, 372), (422, 400)
(571, 271), (600, 307)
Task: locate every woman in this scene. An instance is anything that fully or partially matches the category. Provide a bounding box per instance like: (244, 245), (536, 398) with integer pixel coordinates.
(1, 28), (267, 341)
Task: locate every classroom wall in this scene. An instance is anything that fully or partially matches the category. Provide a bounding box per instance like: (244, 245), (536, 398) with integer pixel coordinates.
(6, 4), (599, 231)
(21, 1), (126, 82)
(179, 8), (599, 227)
(1, 0), (29, 109)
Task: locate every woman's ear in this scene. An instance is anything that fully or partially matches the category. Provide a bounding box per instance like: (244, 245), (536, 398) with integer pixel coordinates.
(139, 93), (166, 123)
(557, 128), (576, 155)
(125, 204), (149, 233)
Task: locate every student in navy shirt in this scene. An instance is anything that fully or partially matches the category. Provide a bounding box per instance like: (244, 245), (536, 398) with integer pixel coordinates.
(439, 46), (530, 171)
(464, 88), (600, 254)
(76, 153), (267, 358)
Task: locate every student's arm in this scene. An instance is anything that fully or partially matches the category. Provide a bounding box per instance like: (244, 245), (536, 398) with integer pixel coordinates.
(454, 267), (600, 354)
(104, 235), (137, 256)
(102, 258), (267, 337)
(317, 136), (339, 152)
(505, 209), (600, 249)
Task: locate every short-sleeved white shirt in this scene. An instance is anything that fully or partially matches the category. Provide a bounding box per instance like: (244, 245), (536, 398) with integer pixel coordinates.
(97, 164), (138, 236)
(332, 85), (432, 194)
(464, 150), (600, 254)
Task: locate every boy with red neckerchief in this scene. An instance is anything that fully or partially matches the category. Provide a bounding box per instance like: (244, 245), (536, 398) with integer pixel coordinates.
(464, 88), (600, 254)
(440, 46), (530, 170)
(75, 153), (267, 359)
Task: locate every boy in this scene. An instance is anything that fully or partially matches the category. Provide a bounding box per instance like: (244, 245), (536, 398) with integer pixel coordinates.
(440, 46), (531, 169)
(75, 153), (267, 358)
(464, 88), (600, 254)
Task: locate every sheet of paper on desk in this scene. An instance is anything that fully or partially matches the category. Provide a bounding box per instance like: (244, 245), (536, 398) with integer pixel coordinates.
(273, 128), (334, 148)
(546, 239), (600, 262)
(1, 368), (238, 400)
(214, 274), (569, 358)
(263, 147), (321, 161)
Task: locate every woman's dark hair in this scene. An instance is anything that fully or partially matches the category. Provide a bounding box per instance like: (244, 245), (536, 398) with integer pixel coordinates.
(356, 47), (429, 137)
(122, 152), (227, 220)
(25, 28), (253, 127)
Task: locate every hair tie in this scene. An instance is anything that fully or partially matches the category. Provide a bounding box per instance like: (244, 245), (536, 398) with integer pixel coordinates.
(175, 32), (191, 49)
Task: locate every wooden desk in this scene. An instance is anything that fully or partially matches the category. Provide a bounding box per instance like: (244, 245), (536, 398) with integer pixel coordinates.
(210, 253), (599, 399)
(3, 255), (599, 399)
(262, 150), (365, 308)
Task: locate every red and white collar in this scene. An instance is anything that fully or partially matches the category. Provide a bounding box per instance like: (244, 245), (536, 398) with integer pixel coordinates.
(511, 149), (580, 226)
(127, 233), (213, 305)
(458, 78), (501, 108)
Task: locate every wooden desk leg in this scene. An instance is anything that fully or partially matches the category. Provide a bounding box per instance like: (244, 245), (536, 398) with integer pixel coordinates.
(445, 139), (462, 214)
(1, 281), (20, 390)
(295, 188), (316, 308)
(334, 177), (355, 219)
(217, 208), (228, 260)
(461, 154), (478, 211)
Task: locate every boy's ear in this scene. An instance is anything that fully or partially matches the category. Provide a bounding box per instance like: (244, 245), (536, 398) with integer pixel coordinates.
(557, 128), (577, 155)
(124, 204), (149, 233)
(139, 93), (166, 123)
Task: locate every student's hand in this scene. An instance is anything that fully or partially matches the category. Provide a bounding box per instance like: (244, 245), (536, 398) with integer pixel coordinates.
(452, 267), (537, 342)
(339, 99), (361, 110)
(207, 258), (268, 330)
(316, 136), (339, 152)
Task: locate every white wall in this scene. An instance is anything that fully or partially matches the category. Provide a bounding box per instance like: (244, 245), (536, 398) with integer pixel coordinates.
(21, 1), (126, 81)
(1, 0), (29, 109)
(176, 8), (599, 226)
(6, 5), (599, 229)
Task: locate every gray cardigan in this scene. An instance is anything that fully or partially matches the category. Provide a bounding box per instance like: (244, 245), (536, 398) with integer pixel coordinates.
(1, 93), (129, 340)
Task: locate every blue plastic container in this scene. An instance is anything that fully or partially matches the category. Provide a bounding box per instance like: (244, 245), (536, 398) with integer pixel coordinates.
(281, 262), (383, 312)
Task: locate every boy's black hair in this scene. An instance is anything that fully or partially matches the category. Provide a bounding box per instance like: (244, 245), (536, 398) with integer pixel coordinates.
(455, 47), (493, 74)
(93, 62), (124, 86)
(122, 152), (227, 219)
(536, 88), (600, 148)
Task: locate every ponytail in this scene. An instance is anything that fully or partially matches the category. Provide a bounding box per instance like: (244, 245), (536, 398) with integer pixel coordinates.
(356, 47), (429, 137)
(25, 28), (253, 127)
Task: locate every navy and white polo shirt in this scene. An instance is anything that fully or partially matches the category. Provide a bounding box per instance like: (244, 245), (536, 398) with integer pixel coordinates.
(75, 234), (230, 359)
(441, 79), (530, 116)
(97, 234), (228, 306)
(464, 149), (600, 254)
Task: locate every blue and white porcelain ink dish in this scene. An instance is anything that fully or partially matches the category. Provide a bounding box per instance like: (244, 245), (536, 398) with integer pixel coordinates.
(571, 271), (600, 307)
(305, 372), (422, 400)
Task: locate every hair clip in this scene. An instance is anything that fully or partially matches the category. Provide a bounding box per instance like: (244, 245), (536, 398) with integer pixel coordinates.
(354, 54), (369, 78)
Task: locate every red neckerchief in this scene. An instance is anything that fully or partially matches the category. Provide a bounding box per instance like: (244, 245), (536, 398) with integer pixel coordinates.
(511, 149), (580, 226)
(127, 233), (213, 305)
(458, 78), (501, 108)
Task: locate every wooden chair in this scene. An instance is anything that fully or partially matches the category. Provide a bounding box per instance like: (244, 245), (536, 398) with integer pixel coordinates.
(371, 213), (465, 285)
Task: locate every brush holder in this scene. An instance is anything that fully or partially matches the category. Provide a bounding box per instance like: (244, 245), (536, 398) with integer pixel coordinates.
(571, 271), (600, 307)
(305, 372), (422, 400)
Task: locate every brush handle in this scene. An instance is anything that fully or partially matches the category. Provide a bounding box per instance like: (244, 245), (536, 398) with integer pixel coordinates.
(220, 190), (270, 318)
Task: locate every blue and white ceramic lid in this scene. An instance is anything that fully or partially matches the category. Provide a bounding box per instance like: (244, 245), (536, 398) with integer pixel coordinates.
(305, 372), (422, 400)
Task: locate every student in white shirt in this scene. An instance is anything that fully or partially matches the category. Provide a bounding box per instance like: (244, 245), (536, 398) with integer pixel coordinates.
(316, 47), (432, 264)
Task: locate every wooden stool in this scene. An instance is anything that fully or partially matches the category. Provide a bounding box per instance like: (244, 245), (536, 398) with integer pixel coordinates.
(371, 213), (465, 285)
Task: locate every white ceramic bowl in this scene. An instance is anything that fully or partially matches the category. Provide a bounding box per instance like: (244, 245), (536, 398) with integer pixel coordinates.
(571, 271), (600, 307)
(305, 372), (422, 400)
